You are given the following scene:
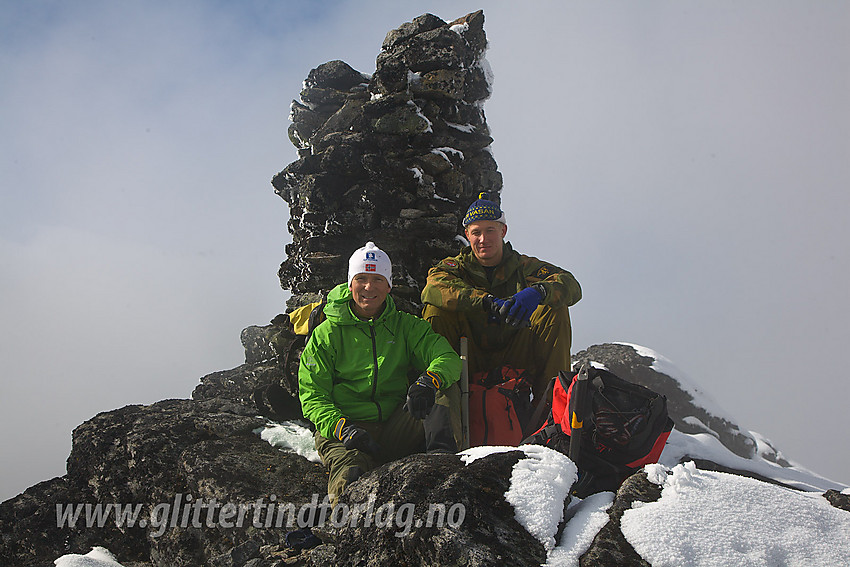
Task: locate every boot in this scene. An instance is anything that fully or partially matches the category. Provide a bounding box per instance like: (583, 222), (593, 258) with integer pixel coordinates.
(423, 404), (458, 453)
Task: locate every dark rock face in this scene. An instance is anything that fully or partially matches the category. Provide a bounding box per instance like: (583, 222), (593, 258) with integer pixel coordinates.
(273, 11), (501, 312)
(0, 394), (327, 567)
(327, 451), (546, 567)
(824, 489), (850, 512)
(193, 322), (302, 412)
(0, 310), (323, 566)
(1, 351), (581, 567)
(0, 476), (117, 567)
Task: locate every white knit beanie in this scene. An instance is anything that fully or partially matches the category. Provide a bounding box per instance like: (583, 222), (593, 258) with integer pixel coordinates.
(348, 242), (392, 288)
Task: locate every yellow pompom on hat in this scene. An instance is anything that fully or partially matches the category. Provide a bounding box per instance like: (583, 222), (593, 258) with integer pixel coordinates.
(462, 192), (506, 226)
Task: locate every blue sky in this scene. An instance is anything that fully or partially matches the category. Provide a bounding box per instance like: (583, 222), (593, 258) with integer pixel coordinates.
(2, 1), (848, 501)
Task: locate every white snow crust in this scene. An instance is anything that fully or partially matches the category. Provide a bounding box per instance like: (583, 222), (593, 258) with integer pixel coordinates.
(54, 546), (124, 567)
(255, 420), (321, 463)
(621, 462), (850, 566)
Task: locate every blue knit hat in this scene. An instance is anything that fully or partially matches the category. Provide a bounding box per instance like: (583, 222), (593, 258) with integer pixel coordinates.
(462, 192), (506, 226)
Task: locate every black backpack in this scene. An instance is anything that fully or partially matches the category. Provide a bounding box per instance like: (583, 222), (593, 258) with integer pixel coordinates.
(254, 298), (327, 422)
(523, 365), (673, 498)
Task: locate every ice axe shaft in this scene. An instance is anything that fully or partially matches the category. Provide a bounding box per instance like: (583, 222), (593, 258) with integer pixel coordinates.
(460, 336), (470, 450)
(568, 362), (591, 465)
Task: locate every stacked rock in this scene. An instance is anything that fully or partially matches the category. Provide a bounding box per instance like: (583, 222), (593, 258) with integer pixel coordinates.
(272, 11), (502, 313)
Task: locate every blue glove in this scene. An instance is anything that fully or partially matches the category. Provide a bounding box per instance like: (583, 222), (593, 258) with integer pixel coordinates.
(501, 286), (543, 327)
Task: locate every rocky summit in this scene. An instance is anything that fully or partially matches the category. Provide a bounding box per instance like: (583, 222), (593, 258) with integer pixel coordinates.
(1, 11), (847, 567)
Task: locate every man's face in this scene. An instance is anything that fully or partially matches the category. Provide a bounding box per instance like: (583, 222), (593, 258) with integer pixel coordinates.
(349, 273), (390, 319)
(465, 220), (507, 266)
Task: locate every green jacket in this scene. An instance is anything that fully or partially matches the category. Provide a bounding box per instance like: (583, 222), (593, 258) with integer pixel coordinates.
(421, 242), (581, 350)
(298, 283), (461, 440)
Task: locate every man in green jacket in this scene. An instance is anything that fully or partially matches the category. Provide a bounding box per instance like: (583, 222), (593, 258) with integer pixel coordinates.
(299, 242), (462, 503)
(421, 193), (582, 402)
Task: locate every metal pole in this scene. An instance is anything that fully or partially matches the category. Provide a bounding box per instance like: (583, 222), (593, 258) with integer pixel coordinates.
(460, 336), (470, 450)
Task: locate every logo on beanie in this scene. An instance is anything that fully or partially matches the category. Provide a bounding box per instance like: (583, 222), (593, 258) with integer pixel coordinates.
(349, 241), (392, 289)
(463, 192), (506, 226)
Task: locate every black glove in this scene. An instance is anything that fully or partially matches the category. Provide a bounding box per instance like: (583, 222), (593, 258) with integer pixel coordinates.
(484, 294), (513, 325)
(500, 286), (543, 327)
(482, 294), (502, 324)
(405, 371), (442, 419)
(337, 422), (382, 457)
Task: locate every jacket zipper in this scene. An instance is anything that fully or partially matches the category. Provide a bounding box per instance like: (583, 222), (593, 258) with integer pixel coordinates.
(368, 323), (382, 422)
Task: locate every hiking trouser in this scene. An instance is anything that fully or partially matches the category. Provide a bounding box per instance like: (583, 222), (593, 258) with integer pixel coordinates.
(422, 303), (572, 401)
(315, 383), (462, 505)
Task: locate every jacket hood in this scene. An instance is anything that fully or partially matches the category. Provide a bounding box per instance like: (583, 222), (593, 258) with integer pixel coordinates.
(323, 282), (396, 325)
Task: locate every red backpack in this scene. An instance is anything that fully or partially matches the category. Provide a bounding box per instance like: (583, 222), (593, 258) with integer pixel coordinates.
(468, 366), (535, 447)
(523, 365), (673, 497)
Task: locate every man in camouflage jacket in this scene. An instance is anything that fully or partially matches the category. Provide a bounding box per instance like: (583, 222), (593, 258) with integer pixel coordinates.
(421, 193), (581, 400)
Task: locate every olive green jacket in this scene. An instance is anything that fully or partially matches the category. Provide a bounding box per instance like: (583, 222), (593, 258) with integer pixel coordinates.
(299, 283), (461, 440)
(421, 242), (581, 350)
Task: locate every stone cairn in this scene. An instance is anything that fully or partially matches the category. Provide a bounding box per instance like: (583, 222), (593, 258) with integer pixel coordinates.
(272, 10), (502, 314)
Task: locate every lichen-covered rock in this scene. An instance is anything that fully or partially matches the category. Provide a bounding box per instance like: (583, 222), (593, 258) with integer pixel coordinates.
(0, 395), (326, 567)
(324, 451), (547, 567)
(824, 489), (850, 512)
